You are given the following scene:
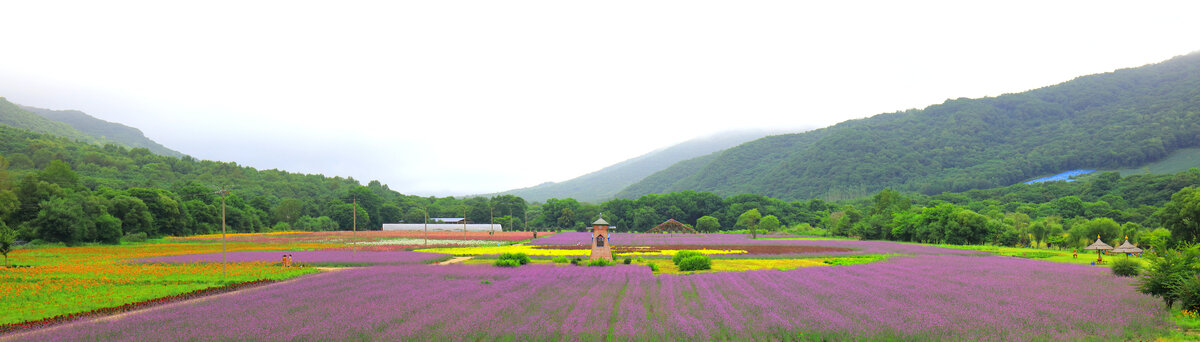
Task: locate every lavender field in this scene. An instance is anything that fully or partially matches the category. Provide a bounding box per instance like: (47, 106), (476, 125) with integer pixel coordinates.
(534, 232), (989, 256)
(22, 252), (1168, 341)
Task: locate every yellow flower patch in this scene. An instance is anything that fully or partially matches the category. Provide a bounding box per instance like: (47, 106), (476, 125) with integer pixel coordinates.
(646, 258), (831, 274)
(415, 245), (747, 257)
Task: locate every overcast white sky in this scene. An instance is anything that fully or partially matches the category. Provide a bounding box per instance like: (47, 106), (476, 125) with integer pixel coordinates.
(1, 1), (1197, 196)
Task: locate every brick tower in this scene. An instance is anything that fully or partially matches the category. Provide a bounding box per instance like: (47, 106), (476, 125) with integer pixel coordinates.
(589, 214), (613, 261)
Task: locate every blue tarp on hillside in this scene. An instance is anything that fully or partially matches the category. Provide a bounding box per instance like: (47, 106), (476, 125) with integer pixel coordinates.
(1024, 169), (1096, 184)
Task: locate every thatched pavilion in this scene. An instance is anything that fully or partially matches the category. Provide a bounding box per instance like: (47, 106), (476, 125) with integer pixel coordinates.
(1083, 235), (1113, 263)
(646, 219), (699, 234)
(1111, 237), (1143, 258)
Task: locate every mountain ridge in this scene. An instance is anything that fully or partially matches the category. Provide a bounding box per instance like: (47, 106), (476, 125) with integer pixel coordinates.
(20, 104), (184, 157)
(618, 52), (1200, 201)
(484, 129), (790, 203)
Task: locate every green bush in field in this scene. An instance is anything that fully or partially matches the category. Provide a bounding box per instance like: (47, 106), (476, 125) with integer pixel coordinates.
(623, 257), (632, 264)
(648, 263), (659, 272)
(1111, 258), (1141, 277)
(672, 250), (704, 265)
(552, 256), (570, 263)
(494, 259), (520, 267)
(587, 259), (614, 267)
(678, 255), (712, 271)
(497, 253), (530, 265)
(122, 232), (148, 243)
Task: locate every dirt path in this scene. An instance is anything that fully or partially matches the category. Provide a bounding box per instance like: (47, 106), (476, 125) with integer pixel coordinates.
(0, 267), (349, 341)
(437, 256), (472, 265)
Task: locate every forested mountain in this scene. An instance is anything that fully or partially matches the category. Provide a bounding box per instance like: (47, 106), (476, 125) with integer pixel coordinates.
(0, 97), (97, 144)
(0, 97), (183, 158)
(489, 129), (782, 203)
(620, 52), (1200, 201)
(0, 122), (536, 244)
(20, 104), (183, 157)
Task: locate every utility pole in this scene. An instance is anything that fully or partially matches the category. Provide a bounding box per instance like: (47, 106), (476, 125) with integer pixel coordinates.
(509, 208), (512, 233)
(489, 204), (494, 234)
(463, 207), (468, 238)
(352, 195), (357, 254)
(423, 206), (428, 246)
(215, 185), (230, 279)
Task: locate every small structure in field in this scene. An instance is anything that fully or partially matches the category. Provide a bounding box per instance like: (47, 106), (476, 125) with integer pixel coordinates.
(1083, 235), (1113, 263)
(646, 218), (699, 234)
(1111, 237), (1143, 258)
(589, 214), (614, 261)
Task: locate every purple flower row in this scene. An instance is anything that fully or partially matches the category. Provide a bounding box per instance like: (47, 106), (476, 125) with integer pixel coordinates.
(532, 232), (987, 256)
(134, 250), (449, 265)
(33, 254), (1167, 341)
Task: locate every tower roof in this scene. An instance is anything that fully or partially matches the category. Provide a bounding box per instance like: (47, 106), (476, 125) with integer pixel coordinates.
(593, 214), (609, 226)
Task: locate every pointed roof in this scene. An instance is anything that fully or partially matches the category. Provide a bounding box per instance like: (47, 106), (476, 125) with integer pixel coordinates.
(592, 213), (609, 226)
(1112, 237), (1143, 253)
(1083, 235), (1113, 251)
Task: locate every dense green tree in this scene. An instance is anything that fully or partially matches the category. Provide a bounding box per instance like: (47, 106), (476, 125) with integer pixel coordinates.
(378, 204), (403, 225)
(95, 214), (122, 244)
(696, 216), (720, 232)
(0, 220), (14, 266)
(272, 198), (304, 224)
(737, 209), (761, 239)
(29, 197), (88, 245)
(38, 160), (78, 188)
(110, 195), (154, 236)
(1160, 187), (1200, 244)
(759, 215), (781, 233)
(630, 206), (659, 232)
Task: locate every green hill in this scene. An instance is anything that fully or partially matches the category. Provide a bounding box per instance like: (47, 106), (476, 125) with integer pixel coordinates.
(488, 130), (781, 203)
(0, 97), (183, 158)
(20, 105), (184, 157)
(619, 52), (1200, 201)
(0, 97), (96, 144)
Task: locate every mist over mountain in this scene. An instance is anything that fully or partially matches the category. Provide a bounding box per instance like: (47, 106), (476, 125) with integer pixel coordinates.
(619, 52), (1200, 201)
(20, 104), (184, 157)
(486, 129), (789, 203)
(0, 97), (182, 158)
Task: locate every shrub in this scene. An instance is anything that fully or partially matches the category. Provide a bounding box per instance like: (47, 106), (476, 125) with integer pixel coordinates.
(571, 257), (582, 266)
(1139, 247), (1199, 308)
(648, 263), (659, 272)
(587, 259), (614, 267)
(672, 250), (704, 265)
(678, 255), (712, 271)
(497, 253), (530, 265)
(1177, 276), (1200, 312)
(121, 232), (148, 243)
(479, 280), (492, 285)
(1111, 258), (1141, 277)
(494, 259), (520, 267)
(552, 256), (570, 263)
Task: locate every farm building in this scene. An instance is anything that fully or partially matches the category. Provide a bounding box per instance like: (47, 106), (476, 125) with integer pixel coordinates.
(382, 223), (502, 232)
(429, 217), (473, 224)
